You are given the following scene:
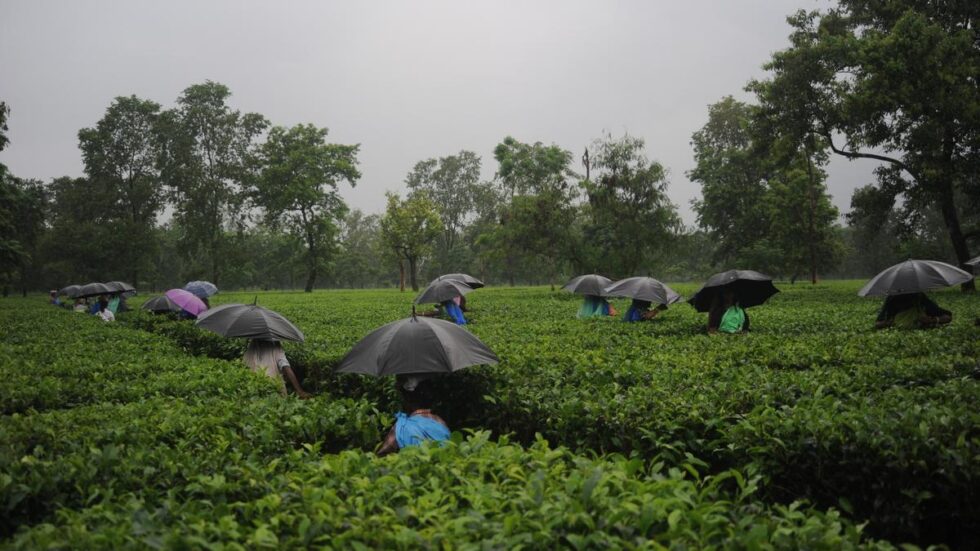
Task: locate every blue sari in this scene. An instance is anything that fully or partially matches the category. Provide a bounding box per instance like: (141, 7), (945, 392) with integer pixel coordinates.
(443, 301), (467, 325)
(394, 412), (450, 448)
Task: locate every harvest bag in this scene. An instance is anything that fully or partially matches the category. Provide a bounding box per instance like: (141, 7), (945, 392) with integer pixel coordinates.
(719, 306), (746, 333)
(394, 412), (451, 448)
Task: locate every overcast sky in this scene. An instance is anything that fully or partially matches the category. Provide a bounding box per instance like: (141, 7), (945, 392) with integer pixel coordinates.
(0, 0), (879, 224)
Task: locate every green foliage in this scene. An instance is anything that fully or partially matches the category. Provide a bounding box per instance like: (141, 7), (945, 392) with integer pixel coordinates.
(254, 123), (361, 292)
(579, 133), (680, 277)
(158, 81), (269, 286)
(379, 192), (442, 291)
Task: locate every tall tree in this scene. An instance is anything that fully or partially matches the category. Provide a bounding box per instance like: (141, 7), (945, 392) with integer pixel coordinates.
(753, 4), (979, 289)
(158, 81), (268, 286)
(579, 133), (679, 277)
(405, 151), (481, 261)
(491, 137), (578, 286)
(689, 97), (770, 264)
(78, 95), (164, 286)
(332, 209), (389, 288)
(254, 123), (360, 292)
(380, 192), (442, 291)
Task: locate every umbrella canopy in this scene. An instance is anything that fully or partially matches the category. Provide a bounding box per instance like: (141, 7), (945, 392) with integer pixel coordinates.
(184, 280), (218, 299)
(75, 282), (114, 298)
(105, 281), (136, 295)
(165, 288), (208, 316)
(335, 315), (498, 377)
(141, 295), (182, 314)
(414, 279), (475, 305)
(689, 270), (779, 312)
(857, 259), (973, 297)
(59, 285), (81, 298)
(967, 255), (980, 272)
(604, 277), (683, 306)
(562, 274), (614, 296)
(431, 273), (485, 289)
(195, 303), (305, 343)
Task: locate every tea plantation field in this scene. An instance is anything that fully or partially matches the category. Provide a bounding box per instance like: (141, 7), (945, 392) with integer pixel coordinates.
(2, 281), (978, 548)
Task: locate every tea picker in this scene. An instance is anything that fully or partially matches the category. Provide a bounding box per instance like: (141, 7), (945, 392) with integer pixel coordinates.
(859, 259), (973, 330)
(196, 300), (312, 398)
(563, 274), (617, 319)
(335, 309), (499, 455)
(603, 276), (683, 322)
(689, 270), (779, 334)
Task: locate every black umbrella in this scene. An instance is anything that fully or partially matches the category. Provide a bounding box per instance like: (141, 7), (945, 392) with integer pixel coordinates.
(562, 274), (614, 296)
(195, 303), (305, 343)
(689, 270), (779, 312)
(335, 315), (498, 377)
(105, 281), (136, 295)
(75, 282), (113, 298)
(431, 273), (485, 289)
(603, 276), (683, 306)
(59, 285), (81, 298)
(141, 295), (182, 314)
(414, 279), (475, 305)
(857, 259), (973, 297)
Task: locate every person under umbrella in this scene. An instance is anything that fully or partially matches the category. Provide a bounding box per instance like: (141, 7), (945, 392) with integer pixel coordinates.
(335, 313), (499, 454)
(196, 303), (311, 398)
(689, 270), (779, 334)
(563, 274), (617, 319)
(415, 280), (474, 325)
(859, 259), (972, 329)
(165, 288), (208, 320)
(184, 280), (218, 308)
(377, 374), (450, 456)
(430, 273), (485, 311)
(48, 290), (61, 307)
(604, 277), (682, 322)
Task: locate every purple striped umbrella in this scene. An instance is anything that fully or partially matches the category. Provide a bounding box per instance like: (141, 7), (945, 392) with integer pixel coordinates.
(165, 288), (208, 316)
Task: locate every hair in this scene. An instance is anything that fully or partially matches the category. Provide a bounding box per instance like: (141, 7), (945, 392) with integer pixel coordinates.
(98, 298), (108, 312)
(400, 380), (435, 412)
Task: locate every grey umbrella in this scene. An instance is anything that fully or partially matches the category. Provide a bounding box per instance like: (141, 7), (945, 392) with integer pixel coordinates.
(195, 303), (305, 343)
(335, 315), (498, 377)
(604, 277), (683, 305)
(59, 284), (81, 298)
(141, 295), (182, 314)
(562, 274), (614, 296)
(75, 282), (114, 298)
(857, 259), (973, 297)
(689, 270), (779, 312)
(967, 255), (980, 272)
(431, 273), (485, 289)
(105, 281), (136, 295)
(414, 279), (475, 305)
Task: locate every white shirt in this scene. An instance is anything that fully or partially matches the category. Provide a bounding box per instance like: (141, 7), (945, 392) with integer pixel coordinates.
(98, 309), (115, 322)
(243, 340), (288, 391)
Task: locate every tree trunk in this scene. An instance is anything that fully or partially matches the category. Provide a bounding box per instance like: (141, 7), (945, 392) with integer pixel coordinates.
(802, 150), (818, 284)
(304, 230), (317, 293)
(304, 264), (317, 293)
(937, 178), (975, 292)
(398, 259), (405, 292)
(408, 257), (419, 291)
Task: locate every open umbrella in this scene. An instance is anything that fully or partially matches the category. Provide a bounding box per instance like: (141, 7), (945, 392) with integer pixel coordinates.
(414, 279), (475, 305)
(141, 295), (182, 314)
(184, 280), (218, 299)
(335, 314), (498, 377)
(105, 281), (136, 295)
(689, 270), (779, 312)
(431, 273), (485, 289)
(604, 277), (683, 306)
(196, 303), (305, 343)
(165, 288), (208, 317)
(75, 282), (113, 298)
(562, 274), (614, 296)
(59, 285), (81, 298)
(966, 255), (980, 273)
(857, 259), (973, 297)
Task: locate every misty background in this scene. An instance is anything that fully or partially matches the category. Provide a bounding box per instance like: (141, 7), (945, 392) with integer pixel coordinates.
(0, 0), (873, 224)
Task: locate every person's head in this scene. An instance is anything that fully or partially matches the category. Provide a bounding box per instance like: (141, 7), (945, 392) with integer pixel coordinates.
(98, 298), (108, 312)
(722, 288), (736, 307)
(49, 290), (57, 298)
(397, 374), (436, 412)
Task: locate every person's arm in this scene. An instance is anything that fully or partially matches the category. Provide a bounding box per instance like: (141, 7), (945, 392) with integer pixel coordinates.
(281, 365), (312, 399)
(376, 425), (399, 456)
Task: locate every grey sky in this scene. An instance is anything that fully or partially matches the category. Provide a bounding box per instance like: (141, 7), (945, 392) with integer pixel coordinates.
(0, 0), (878, 224)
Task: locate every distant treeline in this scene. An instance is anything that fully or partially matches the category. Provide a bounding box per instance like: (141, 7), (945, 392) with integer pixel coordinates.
(0, 1), (976, 294)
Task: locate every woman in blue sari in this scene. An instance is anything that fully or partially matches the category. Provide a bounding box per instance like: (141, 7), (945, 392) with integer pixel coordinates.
(377, 375), (450, 456)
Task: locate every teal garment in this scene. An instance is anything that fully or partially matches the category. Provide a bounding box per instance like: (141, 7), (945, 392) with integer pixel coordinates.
(394, 412), (450, 448)
(107, 296), (120, 314)
(719, 306), (746, 333)
(577, 296), (610, 319)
